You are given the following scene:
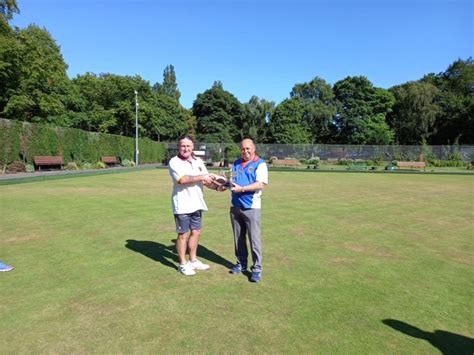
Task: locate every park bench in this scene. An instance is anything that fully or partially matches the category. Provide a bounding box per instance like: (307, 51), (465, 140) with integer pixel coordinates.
(101, 156), (118, 167)
(272, 159), (300, 168)
(397, 161), (426, 170)
(34, 156), (64, 171)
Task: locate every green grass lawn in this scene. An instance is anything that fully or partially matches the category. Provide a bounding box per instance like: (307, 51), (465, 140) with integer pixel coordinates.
(1, 170), (473, 353)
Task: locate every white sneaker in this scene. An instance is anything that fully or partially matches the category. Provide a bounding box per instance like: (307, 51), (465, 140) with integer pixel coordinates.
(188, 259), (210, 270)
(178, 263), (196, 276)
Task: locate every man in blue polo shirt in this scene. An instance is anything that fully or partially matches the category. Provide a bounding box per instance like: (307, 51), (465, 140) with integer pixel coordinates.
(229, 138), (268, 283)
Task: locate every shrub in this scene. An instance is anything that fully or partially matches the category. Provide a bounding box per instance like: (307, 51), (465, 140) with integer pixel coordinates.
(307, 157), (320, 166)
(121, 159), (134, 167)
(82, 162), (94, 170)
(25, 164), (35, 173)
(95, 161), (106, 169)
(428, 160), (467, 168)
(6, 160), (26, 173)
(225, 144), (241, 162)
(65, 162), (79, 170)
(338, 158), (354, 165)
(0, 118), (166, 165)
(211, 151), (221, 162)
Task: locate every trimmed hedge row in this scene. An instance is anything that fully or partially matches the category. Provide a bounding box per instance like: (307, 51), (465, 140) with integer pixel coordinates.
(0, 118), (166, 166)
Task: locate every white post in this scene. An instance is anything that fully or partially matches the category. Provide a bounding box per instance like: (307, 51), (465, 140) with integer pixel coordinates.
(134, 90), (139, 166)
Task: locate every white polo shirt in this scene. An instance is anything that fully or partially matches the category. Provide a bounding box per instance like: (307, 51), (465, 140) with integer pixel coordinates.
(168, 155), (209, 214)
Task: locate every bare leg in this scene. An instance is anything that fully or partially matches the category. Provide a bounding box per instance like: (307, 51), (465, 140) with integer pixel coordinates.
(187, 229), (202, 261)
(176, 232), (190, 264)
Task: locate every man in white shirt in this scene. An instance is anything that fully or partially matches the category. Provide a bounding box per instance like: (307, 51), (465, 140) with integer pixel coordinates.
(168, 135), (215, 276)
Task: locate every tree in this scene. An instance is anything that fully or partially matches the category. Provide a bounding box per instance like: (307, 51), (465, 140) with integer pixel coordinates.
(0, 21), (22, 112)
(71, 73), (157, 137)
(427, 58), (474, 144)
(144, 93), (190, 141)
(268, 98), (312, 144)
(192, 81), (244, 142)
(0, 0), (19, 22)
(241, 96), (274, 143)
(70, 71), (192, 140)
(333, 76), (395, 144)
(153, 64), (181, 102)
(2, 25), (71, 121)
(290, 77), (337, 143)
(353, 113), (394, 144)
(389, 81), (440, 144)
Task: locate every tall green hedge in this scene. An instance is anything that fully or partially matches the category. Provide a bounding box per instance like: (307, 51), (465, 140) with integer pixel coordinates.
(0, 118), (166, 166)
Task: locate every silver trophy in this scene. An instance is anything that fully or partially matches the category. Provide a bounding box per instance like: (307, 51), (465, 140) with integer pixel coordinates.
(219, 169), (236, 189)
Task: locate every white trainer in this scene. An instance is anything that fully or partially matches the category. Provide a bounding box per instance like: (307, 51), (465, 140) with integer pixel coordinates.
(178, 263), (196, 276)
(188, 259), (210, 270)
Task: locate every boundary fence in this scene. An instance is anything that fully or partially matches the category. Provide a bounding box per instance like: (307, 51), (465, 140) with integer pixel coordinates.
(166, 142), (474, 163)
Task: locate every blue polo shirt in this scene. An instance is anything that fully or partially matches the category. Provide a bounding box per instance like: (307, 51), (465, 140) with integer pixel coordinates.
(231, 156), (268, 209)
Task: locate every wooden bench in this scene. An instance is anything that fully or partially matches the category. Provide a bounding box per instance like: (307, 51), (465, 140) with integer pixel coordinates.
(272, 159), (300, 168)
(34, 156), (64, 171)
(397, 161), (426, 170)
(101, 156), (118, 167)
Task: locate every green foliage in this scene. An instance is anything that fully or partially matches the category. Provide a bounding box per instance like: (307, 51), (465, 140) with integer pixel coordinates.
(0, 0), (20, 21)
(269, 98), (312, 143)
(302, 157), (320, 166)
(290, 77), (337, 143)
(420, 138), (437, 163)
(152, 93), (190, 141)
(338, 158), (353, 165)
(94, 161), (106, 169)
(224, 143), (241, 162)
(120, 159), (134, 167)
(65, 162), (78, 170)
(427, 58), (474, 144)
(211, 151), (221, 162)
(3, 25), (71, 120)
(242, 96), (274, 143)
(193, 81), (244, 143)
(389, 81), (440, 144)
(0, 26), (23, 111)
(351, 113), (395, 145)
(25, 163), (34, 172)
(428, 159), (467, 168)
(0, 118), (166, 166)
(153, 64), (181, 101)
(333, 76), (395, 144)
(338, 158), (368, 166)
(0, 8), (472, 146)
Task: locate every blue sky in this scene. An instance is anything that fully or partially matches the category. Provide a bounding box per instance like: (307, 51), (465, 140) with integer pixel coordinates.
(11, 0), (473, 108)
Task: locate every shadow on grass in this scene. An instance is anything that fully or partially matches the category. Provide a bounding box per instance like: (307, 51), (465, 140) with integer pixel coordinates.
(382, 319), (474, 355)
(125, 240), (178, 270)
(170, 239), (234, 269)
(197, 244), (234, 269)
(125, 239), (233, 270)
